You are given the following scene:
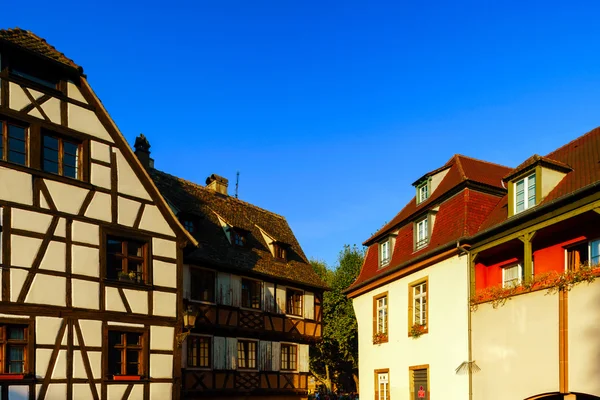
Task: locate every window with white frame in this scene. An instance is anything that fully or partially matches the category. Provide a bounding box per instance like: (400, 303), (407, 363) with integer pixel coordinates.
(376, 295), (388, 335)
(502, 263), (523, 287)
(380, 240), (390, 267)
(412, 281), (427, 327)
(567, 239), (600, 270)
(417, 181), (429, 204)
(515, 173), (536, 213)
(415, 217), (429, 250)
(376, 371), (390, 400)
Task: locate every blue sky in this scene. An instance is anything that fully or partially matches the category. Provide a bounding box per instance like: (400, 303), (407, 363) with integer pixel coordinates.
(4, 1), (600, 267)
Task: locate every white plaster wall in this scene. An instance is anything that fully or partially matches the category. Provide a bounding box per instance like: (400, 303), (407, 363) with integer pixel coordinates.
(139, 205), (174, 236)
(0, 167), (32, 205)
(8, 385), (29, 400)
(73, 384), (94, 400)
(153, 291), (176, 317)
(123, 289), (148, 314)
(353, 255), (469, 400)
(11, 235), (42, 268)
(44, 180), (89, 215)
(11, 209), (52, 233)
(72, 222), (99, 245)
(150, 383), (172, 400)
(52, 349), (67, 379)
(10, 269), (28, 302)
(87, 351), (102, 379)
(73, 350), (87, 379)
(72, 279), (100, 310)
(91, 141), (110, 163)
(91, 163), (111, 189)
(153, 238), (177, 259)
(25, 274), (66, 306)
(39, 241), (66, 272)
(67, 103), (114, 142)
(67, 82), (88, 104)
(55, 218), (66, 237)
(568, 280), (600, 396)
(78, 319), (102, 347)
(150, 326), (174, 351)
(29, 107), (44, 120)
(105, 287), (126, 312)
(117, 196), (141, 227)
(72, 245), (100, 277)
(36, 317), (63, 345)
(107, 384), (128, 399)
(115, 149), (151, 200)
(41, 97), (61, 124)
(36, 348), (53, 378)
(43, 384), (67, 400)
(84, 192), (111, 222)
(153, 260), (177, 288)
(150, 354), (173, 378)
(129, 385), (144, 400)
(9, 82), (29, 110)
(472, 290), (559, 400)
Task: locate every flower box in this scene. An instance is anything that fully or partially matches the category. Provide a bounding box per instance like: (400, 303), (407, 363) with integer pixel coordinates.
(0, 374), (25, 380)
(113, 375), (141, 381)
(372, 332), (388, 344)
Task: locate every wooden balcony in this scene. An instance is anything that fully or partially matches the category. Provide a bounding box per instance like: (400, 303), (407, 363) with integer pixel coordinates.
(189, 303), (322, 342)
(182, 369), (309, 397)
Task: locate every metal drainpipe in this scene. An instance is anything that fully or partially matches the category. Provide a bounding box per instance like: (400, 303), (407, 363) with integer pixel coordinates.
(457, 241), (474, 400)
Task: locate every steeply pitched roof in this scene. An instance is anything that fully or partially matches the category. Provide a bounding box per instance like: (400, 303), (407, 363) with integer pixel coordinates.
(149, 169), (327, 290)
(0, 28), (80, 70)
(365, 155), (511, 245)
(502, 154), (572, 181)
(480, 126), (600, 230)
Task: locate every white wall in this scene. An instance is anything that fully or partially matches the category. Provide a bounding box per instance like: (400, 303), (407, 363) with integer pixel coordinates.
(472, 290), (559, 400)
(353, 254), (469, 399)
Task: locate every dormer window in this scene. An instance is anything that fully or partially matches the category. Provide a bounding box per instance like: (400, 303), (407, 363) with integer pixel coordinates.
(379, 241), (390, 267)
(415, 217), (429, 250)
(416, 180), (430, 204)
(515, 173), (536, 214)
(273, 242), (287, 261)
(229, 227), (248, 247)
(182, 219), (195, 233)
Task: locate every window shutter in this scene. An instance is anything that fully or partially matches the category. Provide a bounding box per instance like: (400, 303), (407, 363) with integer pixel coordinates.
(264, 282), (275, 313)
(413, 368), (428, 400)
(226, 337), (237, 370)
(217, 272), (231, 305)
(275, 286), (286, 314)
(213, 337), (226, 369)
(271, 342), (281, 371)
(259, 341), (272, 371)
(298, 344), (309, 372)
(183, 265), (190, 299)
(303, 292), (315, 320)
(230, 274), (241, 307)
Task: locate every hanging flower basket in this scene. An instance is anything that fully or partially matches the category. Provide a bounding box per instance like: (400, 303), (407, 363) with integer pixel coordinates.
(372, 332), (388, 344)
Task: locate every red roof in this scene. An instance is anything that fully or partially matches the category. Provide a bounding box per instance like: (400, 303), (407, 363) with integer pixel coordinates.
(365, 155), (511, 245)
(480, 126), (600, 230)
(351, 188), (503, 289)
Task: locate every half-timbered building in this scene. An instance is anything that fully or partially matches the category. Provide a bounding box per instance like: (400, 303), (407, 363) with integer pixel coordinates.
(0, 28), (195, 400)
(135, 143), (328, 400)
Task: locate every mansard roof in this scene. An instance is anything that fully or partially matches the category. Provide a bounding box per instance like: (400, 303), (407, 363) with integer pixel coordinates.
(365, 154), (511, 245)
(149, 169), (328, 290)
(0, 28), (80, 70)
(480, 126), (600, 230)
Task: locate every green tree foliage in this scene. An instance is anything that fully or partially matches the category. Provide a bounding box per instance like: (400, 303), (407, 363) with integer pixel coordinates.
(310, 244), (364, 393)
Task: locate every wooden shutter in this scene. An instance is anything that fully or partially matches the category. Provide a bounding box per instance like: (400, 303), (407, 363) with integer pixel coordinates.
(304, 292), (315, 320)
(413, 368), (428, 400)
(298, 344), (309, 372)
(183, 265), (191, 299)
(213, 337), (226, 369)
(217, 272), (231, 305)
(264, 282), (275, 312)
(259, 341), (272, 371)
(276, 286), (286, 314)
(271, 342), (281, 371)
(230, 274), (241, 307)
(226, 337), (237, 370)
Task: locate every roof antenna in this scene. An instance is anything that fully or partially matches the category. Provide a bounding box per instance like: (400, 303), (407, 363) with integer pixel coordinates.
(235, 171), (240, 199)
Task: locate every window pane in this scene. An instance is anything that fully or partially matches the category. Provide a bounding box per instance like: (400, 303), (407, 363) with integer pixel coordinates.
(12, 69), (57, 89)
(591, 240), (600, 265)
(43, 135), (59, 151)
(43, 159), (59, 174)
(107, 239), (123, 254)
(63, 165), (77, 179)
(126, 350), (139, 375)
(64, 141), (78, 157)
(8, 346), (24, 373)
(8, 326), (25, 340)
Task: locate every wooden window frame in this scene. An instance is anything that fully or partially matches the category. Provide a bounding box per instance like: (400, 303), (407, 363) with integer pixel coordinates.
(273, 242), (287, 261)
(0, 119), (29, 167)
(189, 267), (216, 303)
(409, 364), (430, 400)
(104, 234), (150, 285)
(380, 240), (390, 267)
(374, 368), (390, 400)
(414, 217), (429, 251)
(501, 262), (523, 288)
(408, 277), (429, 336)
(514, 172), (536, 214)
(105, 326), (148, 379)
(237, 339), (258, 370)
(241, 278), (262, 310)
(373, 292), (389, 344)
(285, 288), (303, 317)
(0, 322), (31, 375)
(187, 335), (211, 369)
(230, 227), (247, 247)
(280, 343), (297, 371)
(41, 130), (82, 180)
(416, 179), (430, 204)
(182, 219), (195, 234)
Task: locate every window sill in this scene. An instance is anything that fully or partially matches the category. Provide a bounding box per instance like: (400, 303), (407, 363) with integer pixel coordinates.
(112, 375), (142, 381)
(239, 306), (263, 312)
(187, 299), (216, 306)
(0, 374), (25, 380)
(105, 279), (151, 291)
(0, 160), (93, 190)
(285, 313), (304, 320)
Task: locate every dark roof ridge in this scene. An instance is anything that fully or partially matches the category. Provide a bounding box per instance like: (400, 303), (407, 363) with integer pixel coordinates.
(152, 168), (287, 221)
(546, 126), (600, 158)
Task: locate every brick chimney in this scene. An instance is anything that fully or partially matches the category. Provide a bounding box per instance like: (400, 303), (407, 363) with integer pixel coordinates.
(134, 134), (154, 169)
(206, 174), (228, 195)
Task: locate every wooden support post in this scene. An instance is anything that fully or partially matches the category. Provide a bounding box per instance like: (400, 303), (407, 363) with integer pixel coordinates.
(519, 231), (536, 283)
(469, 252), (478, 298)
